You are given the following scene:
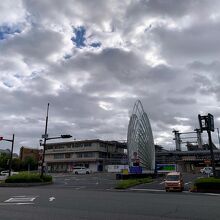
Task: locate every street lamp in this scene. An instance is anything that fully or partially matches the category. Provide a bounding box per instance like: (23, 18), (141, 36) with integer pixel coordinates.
(0, 134), (15, 177)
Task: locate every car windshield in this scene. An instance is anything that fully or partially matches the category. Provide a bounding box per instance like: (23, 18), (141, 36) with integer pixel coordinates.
(166, 175), (180, 181)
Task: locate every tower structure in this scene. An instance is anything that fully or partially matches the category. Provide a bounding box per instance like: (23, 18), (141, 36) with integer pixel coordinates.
(127, 100), (155, 171)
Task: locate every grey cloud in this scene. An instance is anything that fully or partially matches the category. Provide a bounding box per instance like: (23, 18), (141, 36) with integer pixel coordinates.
(0, 27), (64, 63)
(151, 21), (220, 64)
(167, 97), (197, 105)
(1, 0), (220, 152)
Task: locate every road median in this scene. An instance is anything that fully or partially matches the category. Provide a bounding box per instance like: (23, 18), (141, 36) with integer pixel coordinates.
(115, 178), (153, 189)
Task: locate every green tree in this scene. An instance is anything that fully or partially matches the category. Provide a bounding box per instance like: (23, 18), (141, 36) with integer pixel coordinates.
(12, 158), (22, 171)
(23, 156), (38, 171)
(0, 153), (10, 170)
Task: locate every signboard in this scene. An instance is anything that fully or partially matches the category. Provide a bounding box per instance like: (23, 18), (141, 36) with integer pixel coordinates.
(156, 164), (176, 173)
(42, 134), (48, 139)
(107, 165), (129, 173)
(131, 151), (140, 166)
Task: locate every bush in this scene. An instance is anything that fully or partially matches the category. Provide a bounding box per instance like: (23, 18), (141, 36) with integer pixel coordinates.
(5, 172), (53, 183)
(115, 178), (152, 189)
(193, 177), (220, 190)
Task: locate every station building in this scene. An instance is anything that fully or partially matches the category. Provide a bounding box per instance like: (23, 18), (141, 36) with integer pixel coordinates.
(44, 139), (127, 172)
(156, 148), (220, 173)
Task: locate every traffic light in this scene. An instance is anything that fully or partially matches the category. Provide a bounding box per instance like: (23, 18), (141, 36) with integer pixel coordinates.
(61, 134), (72, 139)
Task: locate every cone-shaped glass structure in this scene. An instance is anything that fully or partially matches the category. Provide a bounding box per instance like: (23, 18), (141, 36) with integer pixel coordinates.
(127, 100), (155, 170)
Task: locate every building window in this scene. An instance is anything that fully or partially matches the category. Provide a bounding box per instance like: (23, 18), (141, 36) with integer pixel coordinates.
(84, 152), (94, 158)
(54, 154), (64, 159)
(75, 143), (83, 148)
(76, 153), (83, 158)
(65, 153), (71, 158)
(84, 143), (91, 147)
(55, 145), (64, 149)
(46, 146), (53, 150)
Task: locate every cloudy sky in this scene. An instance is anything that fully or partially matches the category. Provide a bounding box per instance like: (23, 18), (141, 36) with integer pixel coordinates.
(1, 0), (220, 153)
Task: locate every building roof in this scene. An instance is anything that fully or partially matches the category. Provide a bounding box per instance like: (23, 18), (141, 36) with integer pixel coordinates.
(45, 139), (127, 148)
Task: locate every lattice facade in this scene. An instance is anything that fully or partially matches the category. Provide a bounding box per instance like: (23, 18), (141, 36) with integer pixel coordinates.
(127, 100), (155, 170)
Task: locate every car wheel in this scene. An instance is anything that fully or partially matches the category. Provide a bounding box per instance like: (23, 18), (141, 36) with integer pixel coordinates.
(86, 171), (89, 174)
(75, 171), (78, 174)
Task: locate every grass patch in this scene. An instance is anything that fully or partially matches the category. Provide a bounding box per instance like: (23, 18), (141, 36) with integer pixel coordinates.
(115, 178), (152, 189)
(192, 177), (220, 191)
(5, 172), (52, 183)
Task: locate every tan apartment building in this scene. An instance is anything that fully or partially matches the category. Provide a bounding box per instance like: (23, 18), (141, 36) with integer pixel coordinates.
(44, 139), (127, 172)
(20, 146), (42, 162)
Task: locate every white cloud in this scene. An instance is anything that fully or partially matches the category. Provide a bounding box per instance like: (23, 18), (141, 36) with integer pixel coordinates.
(1, 0), (220, 152)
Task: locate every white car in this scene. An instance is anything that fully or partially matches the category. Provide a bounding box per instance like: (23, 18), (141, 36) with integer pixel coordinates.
(72, 167), (91, 174)
(0, 170), (19, 176)
(200, 167), (212, 174)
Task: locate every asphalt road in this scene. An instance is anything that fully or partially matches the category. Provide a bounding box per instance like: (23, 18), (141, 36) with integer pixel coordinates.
(50, 172), (118, 190)
(0, 186), (220, 220)
(49, 172), (205, 192)
(132, 173), (204, 191)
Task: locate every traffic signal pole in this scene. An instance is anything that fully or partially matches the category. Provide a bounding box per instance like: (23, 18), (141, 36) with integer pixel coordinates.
(8, 134), (15, 177)
(207, 130), (216, 178)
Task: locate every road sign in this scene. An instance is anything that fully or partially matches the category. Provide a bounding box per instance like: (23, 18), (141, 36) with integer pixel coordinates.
(42, 134), (48, 139)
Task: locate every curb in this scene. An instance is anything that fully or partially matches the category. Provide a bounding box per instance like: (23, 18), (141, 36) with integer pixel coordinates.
(0, 182), (53, 187)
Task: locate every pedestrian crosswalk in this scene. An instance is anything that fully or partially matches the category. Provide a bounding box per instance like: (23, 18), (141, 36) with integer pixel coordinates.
(2, 196), (38, 205)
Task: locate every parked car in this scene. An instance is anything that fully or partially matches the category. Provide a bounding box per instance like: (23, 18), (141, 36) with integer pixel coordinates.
(72, 167), (91, 174)
(0, 170), (19, 176)
(200, 167), (212, 174)
(164, 172), (184, 192)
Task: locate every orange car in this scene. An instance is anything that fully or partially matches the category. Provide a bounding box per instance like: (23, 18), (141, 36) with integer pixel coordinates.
(165, 172), (184, 192)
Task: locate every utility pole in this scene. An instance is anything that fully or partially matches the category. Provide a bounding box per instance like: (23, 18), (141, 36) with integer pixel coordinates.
(40, 103), (49, 178)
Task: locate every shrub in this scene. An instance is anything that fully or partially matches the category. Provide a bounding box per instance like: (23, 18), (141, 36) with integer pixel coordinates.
(5, 172), (53, 183)
(193, 177), (220, 190)
(41, 174), (52, 182)
(115, 178), (152, 189)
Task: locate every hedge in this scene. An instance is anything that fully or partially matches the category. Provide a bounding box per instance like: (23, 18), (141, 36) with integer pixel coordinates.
(5, 172), (52, 183)
(193, 177), (220, 190)
(115, 178), (152, 189)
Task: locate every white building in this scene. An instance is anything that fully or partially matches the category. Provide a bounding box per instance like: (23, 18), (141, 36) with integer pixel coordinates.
(45, 139), (127, 172)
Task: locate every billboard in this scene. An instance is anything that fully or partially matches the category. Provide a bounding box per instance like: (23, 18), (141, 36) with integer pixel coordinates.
(156, 164), (176, 173)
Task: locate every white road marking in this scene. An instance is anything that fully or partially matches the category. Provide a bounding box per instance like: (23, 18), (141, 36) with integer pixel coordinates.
(184, 182), (191, 185)
(130, 188), (165, 192)
(5, 196), (37, 203)
(159, 181), (165, 185)
(0, 202), (34, 206)
(202, 193), (220, 196)
(49, 197), (56, 202)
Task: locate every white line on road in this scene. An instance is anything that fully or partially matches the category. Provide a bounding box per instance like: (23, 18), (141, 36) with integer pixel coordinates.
(184, 182), (192, 185)
(5, 196), (37, 203)
(49, 197), (56, 202)
(159, 181), (165, 185)
(130, 188), (165, 192)
(0, 202), (34, 206)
